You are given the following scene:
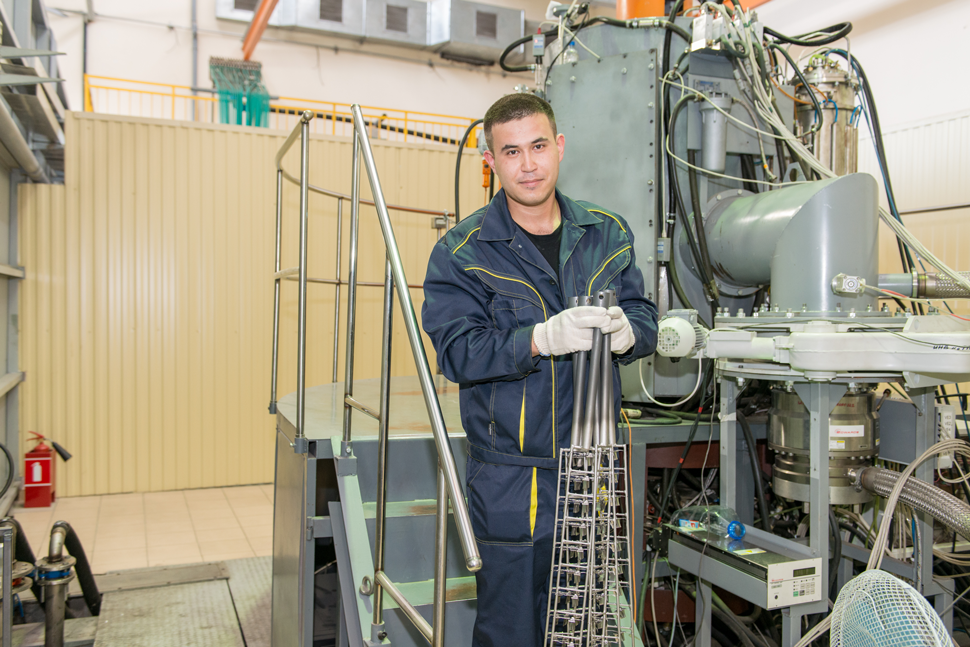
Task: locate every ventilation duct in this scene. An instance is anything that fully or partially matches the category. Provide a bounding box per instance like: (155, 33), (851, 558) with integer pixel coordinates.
(216, 0), (523, 58)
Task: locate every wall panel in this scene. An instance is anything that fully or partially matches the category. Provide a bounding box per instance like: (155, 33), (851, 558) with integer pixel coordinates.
(20, 111), (484, 496)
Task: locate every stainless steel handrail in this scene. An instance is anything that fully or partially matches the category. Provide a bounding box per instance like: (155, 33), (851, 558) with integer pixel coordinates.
(349, 102), (481, 570)
(268, 106), (482, 646)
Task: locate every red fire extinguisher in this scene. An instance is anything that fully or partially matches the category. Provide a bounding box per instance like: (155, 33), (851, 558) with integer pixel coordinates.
(24, 432), (72, 508)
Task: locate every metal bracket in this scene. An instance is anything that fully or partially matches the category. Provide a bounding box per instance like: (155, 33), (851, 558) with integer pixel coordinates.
(306, 516), (333, 540)
(336, 454), (358, 476)
(291, 437), (309, 454)
(431, 215), (450, 230)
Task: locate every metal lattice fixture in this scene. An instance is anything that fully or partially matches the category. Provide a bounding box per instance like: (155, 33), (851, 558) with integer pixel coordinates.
(545, 290), (636, 646)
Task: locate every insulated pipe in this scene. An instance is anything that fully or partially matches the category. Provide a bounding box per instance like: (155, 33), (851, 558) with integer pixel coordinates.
(855, 466), (970, 540)
(878, 271), (970, 299)
(702, 173), (879, 312)
(0, 98), (48, 183)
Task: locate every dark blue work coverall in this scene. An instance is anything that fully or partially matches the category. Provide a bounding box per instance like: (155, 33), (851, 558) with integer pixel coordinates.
(421, 188), (658, 647)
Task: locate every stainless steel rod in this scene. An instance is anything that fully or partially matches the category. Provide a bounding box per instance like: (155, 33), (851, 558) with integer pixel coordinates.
(432, 466), (448, 647)
(1, 527), (11, 647)
(44, 582), (67, 647)
(276, 164), (455, 219)
(373, 258), (394, 627)
(344, 396), (380, 421)
(269, 169), (283, 414)
(581, 328), (603, 449)
(374, 571), (433, 642)
(342, 134), (362, 447)
(351, 104), (481, 572)
(273, 109), (312, 168)
(601, 290), (616, 447)
(332, 199), (343, 384)
(568, 296), (585, 449)
(295, 117), (312, 441)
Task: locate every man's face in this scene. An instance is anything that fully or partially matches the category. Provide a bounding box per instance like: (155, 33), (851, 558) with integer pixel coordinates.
(484, 113), (565, 209)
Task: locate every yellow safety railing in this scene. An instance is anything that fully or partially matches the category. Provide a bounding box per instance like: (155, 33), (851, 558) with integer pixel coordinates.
(83, 74), (481, 148)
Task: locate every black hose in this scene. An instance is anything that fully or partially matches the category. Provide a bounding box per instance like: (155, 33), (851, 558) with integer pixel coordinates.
(586, 15), (692, 42)
(499, 28), (556, 73)
(838, 521), (871, 548)
(767, 43), (822, 138)
(50, 521), (101, 616)
(657, 362), (716, 521)
(739, 154), (759, 194)
(454, 118), (484, 224)
(736, 412), (771, 533)
(764, 22), (852, 47)
(686, 149), (719, 309)
(0, 442), (12, 500)
(828, 510), (841, 598)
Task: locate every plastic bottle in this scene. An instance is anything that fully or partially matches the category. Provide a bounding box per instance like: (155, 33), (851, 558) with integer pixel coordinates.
(673, 505), (746, 540)
(563, 41), (579, 64)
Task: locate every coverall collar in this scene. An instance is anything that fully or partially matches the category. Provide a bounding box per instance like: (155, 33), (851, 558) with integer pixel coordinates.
(477, 188), (602, 242)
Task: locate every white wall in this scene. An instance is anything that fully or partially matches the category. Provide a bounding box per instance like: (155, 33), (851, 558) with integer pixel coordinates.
(46, 0), (554, 119)
(756, 0), (970, 130)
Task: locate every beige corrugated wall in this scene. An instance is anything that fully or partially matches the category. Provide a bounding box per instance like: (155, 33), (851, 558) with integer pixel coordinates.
(19, 111), (486, 496)
(860, 110), (970, 398)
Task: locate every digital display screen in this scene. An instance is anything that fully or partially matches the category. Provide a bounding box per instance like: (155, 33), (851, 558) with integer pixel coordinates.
(793, 567), (816, 578)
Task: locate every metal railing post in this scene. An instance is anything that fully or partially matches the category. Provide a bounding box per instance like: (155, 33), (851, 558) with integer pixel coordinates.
(341, 134), (362, 455)
(269, 169), (283, 414)
(1, 526), (11, 647)
(332, 199), (343, 384)
(295, 111), (312, 451)
(433, 466), (448, 647)
(372, 257), (394, 630)
(350, 104), (481, 572)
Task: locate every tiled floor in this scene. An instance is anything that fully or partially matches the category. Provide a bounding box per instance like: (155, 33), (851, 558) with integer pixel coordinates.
(7, 484), (274, 574)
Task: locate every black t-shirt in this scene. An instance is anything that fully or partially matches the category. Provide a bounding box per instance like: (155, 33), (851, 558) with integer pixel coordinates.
(517, 221), (562, 272)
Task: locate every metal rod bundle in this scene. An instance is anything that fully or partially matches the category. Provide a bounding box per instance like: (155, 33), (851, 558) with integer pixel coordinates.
(545, 290), (635, 646)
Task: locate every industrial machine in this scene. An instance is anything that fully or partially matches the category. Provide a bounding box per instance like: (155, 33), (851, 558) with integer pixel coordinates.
(267, 3), (970, 647)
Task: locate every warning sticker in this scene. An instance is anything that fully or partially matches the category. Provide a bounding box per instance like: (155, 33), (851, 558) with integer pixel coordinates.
(733, 548), (766, 555)
(830, 440), (845, 450)
(830, 425), (864, 438)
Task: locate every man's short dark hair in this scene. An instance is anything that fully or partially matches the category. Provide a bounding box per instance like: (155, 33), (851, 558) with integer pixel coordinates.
(483, 93), (557, 151)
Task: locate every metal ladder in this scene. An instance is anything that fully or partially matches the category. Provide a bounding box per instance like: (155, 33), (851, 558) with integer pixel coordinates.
(268, 107), (481, 646)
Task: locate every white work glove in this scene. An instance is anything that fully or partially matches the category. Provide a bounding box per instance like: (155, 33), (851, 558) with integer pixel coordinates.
(604, 306), (636, 354)
(532, 306), (611, 357)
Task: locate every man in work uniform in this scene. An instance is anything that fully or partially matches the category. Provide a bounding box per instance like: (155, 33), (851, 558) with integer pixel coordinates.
(421, 93), (658, 647)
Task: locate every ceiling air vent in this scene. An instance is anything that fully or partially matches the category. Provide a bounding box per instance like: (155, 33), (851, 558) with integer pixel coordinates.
(320, 0), (343, 22)
(385, 5), (408, 33)
(475, 10), (497, 39)
(234, 0), (258, 10)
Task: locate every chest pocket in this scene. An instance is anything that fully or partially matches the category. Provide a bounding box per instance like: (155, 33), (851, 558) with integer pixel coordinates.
(488, 297), (535, 329)
(586, 245), (632, 294)
(466, 267), (548, 330)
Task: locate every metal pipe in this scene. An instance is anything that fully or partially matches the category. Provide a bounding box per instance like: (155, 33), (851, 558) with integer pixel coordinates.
(332, 199), (343, 383)
(344, 396), (379, 421)
(568, 296), (589, 449)
(276, 165), (454, 219)
(342, 134), (362, 449)
(878, 271), (970, 300)
(295, 115), (312, 443)
(44, 581), (67, 647)
(374, 571), (433, 642)
(1, 526), (11, 647)
(373, 258), (394, 627)
(47, 527), (66, 562)
(269, 170), (283, 414)
(432, 466), (448, 647)
(581, 323), (603, 450)
(351, 104), (481, 572)
(604, 290), (617, 446)
(0, 91), (48, 183)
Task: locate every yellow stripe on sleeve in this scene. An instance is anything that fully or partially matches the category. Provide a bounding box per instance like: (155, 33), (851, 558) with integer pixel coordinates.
(519, 386), (526, 452)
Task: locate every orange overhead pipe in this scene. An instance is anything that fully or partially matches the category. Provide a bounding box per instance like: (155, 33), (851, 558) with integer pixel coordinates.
(616, 0), (771, 19)
(242, 0), (279, 61)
